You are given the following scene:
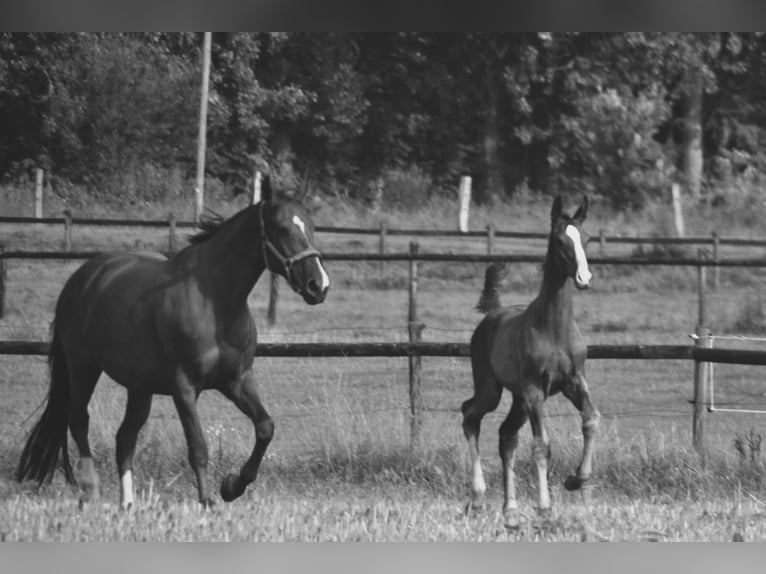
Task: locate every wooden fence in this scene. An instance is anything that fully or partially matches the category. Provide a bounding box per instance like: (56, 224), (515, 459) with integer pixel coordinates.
(4, 213), (766, 255)
(1, 244), (763, 327)
(4, 218), (766, 453)
(0, 336), (762, 455)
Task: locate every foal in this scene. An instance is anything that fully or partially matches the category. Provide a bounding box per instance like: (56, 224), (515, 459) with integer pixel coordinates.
(461, 195), (600, 525)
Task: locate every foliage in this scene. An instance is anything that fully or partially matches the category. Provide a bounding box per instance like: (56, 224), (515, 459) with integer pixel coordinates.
(4, 33), (766, 208)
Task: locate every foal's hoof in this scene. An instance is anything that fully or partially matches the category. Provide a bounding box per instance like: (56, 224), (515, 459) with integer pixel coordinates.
(220, 474), (245, 502)
(564, 474), (584, 491)
(464, 499), (486, 516)
(199, 497), (216, 509)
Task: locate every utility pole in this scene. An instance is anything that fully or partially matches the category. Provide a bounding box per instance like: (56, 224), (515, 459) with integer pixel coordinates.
(194, 32), (212, 223)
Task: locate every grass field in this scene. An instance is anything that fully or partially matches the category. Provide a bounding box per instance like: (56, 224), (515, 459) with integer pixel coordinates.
(2, 190), (766, 541)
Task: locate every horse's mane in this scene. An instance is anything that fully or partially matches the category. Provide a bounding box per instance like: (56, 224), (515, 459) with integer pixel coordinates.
(188, 207), (255, 245)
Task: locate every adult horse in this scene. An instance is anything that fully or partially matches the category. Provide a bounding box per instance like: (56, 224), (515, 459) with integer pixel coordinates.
(16, 176), (330, 508)
(461, 195), (599, 526)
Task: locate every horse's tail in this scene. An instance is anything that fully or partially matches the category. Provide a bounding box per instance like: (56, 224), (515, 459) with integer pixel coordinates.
(475, 262), (507, 314)
(16, 321), (76, 485)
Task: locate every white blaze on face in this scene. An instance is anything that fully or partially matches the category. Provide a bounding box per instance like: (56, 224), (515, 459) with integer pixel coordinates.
(565, 224), (592, 287)
(293, 214), (330, 290)
(292, 214), (306, 236)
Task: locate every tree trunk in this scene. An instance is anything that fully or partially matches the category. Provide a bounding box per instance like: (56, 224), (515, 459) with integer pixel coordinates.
(482, 67), (503, 201)
(678, 71), (704, 200)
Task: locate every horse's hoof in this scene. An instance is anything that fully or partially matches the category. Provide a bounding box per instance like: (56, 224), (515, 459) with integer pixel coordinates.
(220, 474), (244, 502)
(503, 509), (526, 531)
(564, 474), (584, 491)
(200, 497), (216, 509)
(78, 489), (100, 510)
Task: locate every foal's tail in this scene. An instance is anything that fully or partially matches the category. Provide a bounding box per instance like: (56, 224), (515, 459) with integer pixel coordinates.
(475, 262), (507, 314)
(16, 321), (76, 485)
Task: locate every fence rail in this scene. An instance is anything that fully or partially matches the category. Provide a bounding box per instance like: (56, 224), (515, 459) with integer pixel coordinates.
(4, 213), (766, 248)
(5, 339), (761, 363)
(4, 248), (766, 267)
(0, 337), (761, 455)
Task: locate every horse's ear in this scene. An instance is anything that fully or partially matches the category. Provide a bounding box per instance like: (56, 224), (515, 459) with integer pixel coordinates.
(261, 174), (273, 203)
(551, 196), (564, 220)
(573, 195), (588, 223)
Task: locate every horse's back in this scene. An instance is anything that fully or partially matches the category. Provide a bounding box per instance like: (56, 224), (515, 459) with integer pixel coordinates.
(55, 251), (172, 387)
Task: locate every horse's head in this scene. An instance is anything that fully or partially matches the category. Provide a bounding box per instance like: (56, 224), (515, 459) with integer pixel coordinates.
(259, 177), (330, 304)
(549, 195), (592, 290)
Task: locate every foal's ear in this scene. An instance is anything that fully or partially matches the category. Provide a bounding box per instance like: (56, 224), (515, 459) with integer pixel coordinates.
(261, 175), (273, 203)
(573, 195), (588, 223)
(551, 196), (564, 220)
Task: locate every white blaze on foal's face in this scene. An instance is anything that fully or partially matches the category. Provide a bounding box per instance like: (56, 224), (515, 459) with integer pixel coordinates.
(565, 224), (592, 288)
(293, 214), (330, 290)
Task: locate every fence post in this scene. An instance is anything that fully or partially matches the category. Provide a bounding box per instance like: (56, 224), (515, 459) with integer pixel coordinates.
(63, 209), (72, 252)
(168, 212), (177, 253)
(408, 241), (424, 450)
(0, 243), (5, 319)
(711, 231), (719, 291)
(486, 223), (495, 256)
(697, 249), (707, 329)
(34, 168), (44, 218)
(458, 176), (471, 233)
(267, 273), (279, 327)
(693, 327), (711, 456)
(378, 220), (387, 274)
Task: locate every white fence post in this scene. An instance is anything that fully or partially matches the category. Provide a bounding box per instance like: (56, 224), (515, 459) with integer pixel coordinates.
(458, 175), (471, 233)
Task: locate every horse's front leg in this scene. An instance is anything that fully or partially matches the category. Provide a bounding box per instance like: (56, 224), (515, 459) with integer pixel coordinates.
(563, 372), (600, 491)
(219, 370), (274, 502)
(172, 380), (214, 507)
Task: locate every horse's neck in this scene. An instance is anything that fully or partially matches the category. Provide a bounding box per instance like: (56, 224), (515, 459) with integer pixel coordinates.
(194, 208), (266, 302)
(533, 261), (575, 339)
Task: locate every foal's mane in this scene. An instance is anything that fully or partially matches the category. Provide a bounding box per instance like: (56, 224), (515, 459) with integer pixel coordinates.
(188, 205), (257, 245)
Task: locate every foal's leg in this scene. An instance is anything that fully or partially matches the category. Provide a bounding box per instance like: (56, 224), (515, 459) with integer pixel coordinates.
(219, 370), (274, 502)
(525, 388), (551, 512)
(115, 390), (153, 509)
(461, 358), (502, 511)
(498, 394), (528, 526)
(562, 372), (600, 491)
(172, 379), (213, 507)
(67, 361), (102, 505)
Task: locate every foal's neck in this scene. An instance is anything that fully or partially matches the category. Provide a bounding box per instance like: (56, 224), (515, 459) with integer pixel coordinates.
(535, 256), (575, 338)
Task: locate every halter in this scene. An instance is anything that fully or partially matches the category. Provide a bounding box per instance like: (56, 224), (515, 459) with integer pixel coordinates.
(259, 201), (322, 292)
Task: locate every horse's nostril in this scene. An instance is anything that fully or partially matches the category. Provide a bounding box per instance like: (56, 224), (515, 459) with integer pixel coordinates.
(307, 279), (319, 294)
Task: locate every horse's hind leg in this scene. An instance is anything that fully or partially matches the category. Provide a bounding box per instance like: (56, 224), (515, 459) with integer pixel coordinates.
(498, 394), (528, 526)
(219, 371), (274, 502)
(67, 360), (102, 505)
(461, 357), (502, 512)
(562, 373), (600, 491)
(115, 390), (153, 509)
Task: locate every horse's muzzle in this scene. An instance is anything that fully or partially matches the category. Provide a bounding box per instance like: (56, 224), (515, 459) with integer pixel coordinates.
(300, 279), (328, 304)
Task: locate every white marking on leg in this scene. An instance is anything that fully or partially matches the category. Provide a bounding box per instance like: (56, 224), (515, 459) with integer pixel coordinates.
(120, 470), (134, 509)
(565, 225), (592, 287)
(472, 457), (486, 497)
